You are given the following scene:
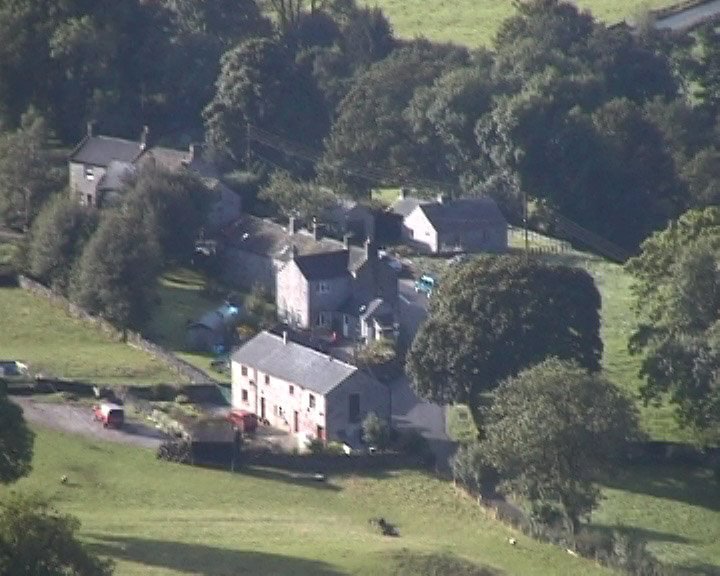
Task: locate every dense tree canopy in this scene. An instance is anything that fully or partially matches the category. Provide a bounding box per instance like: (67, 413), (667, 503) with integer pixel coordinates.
(258, 170), (335, 223)
(627, 208), (720, 441)
(406, 256), (602, 426)
(0, 390), (34, 484)
(70, 205), (161, 331)
(27, 194), (98, 294)
(0, 108), (64, 230)
(0, 493), (113, 576)
(483, 358), (639, 535)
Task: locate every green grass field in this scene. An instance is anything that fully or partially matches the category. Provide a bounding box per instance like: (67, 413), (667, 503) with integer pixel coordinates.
(364, 0), (679, 47)
(7, 427), (616, 576)
(144, 268), (232, 383)
(0, 286), (183, 385)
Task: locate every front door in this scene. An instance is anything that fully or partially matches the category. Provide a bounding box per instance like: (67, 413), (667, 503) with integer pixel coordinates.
(316, 425), (325, 442)
(260, 397), (266, 421)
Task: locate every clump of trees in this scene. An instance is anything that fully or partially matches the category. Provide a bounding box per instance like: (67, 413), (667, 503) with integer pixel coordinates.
(406, 255), (602, 427)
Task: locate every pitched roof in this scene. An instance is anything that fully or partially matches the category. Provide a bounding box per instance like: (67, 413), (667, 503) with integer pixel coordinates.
(294, 251), (350, 280)
(69, 136), (143, 167)
(390, 196), (429, 217)
(232, 331), (365, 395)
(417, 197), (507, 233)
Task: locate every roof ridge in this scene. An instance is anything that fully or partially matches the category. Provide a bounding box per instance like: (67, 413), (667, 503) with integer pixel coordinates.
(261, 331), (357, 372)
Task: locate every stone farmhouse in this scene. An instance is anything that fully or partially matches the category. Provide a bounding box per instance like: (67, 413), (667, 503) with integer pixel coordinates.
(391, 190), (508, 254)
(231, 330), (390, 446)
(68, 124), (241, 230)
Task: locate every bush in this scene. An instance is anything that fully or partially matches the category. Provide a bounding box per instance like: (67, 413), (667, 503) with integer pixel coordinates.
(306, 438), (325, 454)
(356, 339), (396, 367)
(362, 412), (390, 450)
(156, 439), (191, 463)
(450, 441), (497, 495)
(575, 528), (614, 560)
(174, 393), (190, 404)
(325, 441), (347, 456)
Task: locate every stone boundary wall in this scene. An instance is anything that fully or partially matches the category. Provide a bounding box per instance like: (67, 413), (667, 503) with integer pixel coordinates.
(17, 275), (217, 385)
(243, 448), (425, 474)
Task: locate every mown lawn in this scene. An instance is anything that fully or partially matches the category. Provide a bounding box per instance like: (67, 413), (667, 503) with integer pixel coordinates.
(364, 0), (679, 47)
(0, 287), (182, 385)
(143, 267), (232, 383)
(7, 427), (615, 576)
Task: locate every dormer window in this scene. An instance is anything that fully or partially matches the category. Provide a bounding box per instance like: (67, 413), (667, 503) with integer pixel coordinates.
(317, 281), (330, 294)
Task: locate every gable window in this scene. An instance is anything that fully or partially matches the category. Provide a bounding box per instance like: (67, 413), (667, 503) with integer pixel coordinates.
(84, 166), (94, 181)
(349, 393), (360, 424)
(309, 394), (316, 409)
(241, 365), (248, 376)
(317, 281), (330, 294)
(264, 374), (270, 385)
(241, 389), (248, 402)
(289, 385), (294, 396)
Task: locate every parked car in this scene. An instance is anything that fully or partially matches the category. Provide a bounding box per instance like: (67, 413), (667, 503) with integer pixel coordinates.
(414, 274), (436, 297)
(93, 403), (124, 429)
(378, 250), (403, 273)
(226, 409), (258, 433)
(0, 360), (31, 385)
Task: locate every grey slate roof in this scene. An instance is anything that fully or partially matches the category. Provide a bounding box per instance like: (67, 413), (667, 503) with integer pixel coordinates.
(418, 197), (507, 232)
(232, 331), (359, 395)
(295, 251), (350, 280)
(69, 136), (143, 167)
(390, 196), (429, 217)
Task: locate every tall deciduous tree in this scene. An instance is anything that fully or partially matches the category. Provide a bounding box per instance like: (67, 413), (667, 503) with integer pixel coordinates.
(0, 108), (64, 230)
(483, 358), (639, 536)
(70, 205), (161, 331)
(204, 37), (328, 167)
(627, 208), (720, 441)
(0, 390), (34, 484)
(258, 170), (335, 223)
(27, 194), (98, 294)
(0, 493), (113, 576)
(124, 163), (210, 262)
(406, 256), (602, 426)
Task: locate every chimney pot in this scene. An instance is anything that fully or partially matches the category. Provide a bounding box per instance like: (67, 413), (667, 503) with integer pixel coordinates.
(140, 125), (150, 150)
(288, 216), (297, 235)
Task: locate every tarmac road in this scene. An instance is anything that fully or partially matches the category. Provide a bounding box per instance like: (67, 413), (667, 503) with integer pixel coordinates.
(13, 396), (166, 449)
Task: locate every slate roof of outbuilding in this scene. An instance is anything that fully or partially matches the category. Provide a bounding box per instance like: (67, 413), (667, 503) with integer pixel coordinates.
(390, 196), (429, 218)
(69, 136), (143, 167)
(417, 197), (507, 232)
(231, 331), (362, 395)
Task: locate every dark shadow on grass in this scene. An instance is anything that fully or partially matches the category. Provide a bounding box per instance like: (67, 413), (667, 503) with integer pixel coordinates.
(88, 534), (345, 576)
(601, 464), (720, 512)
(590, 523), (693, 546)
(240, 465), (342, 491)
(679, 562), (720, 575)
(387, 550), (505, 576)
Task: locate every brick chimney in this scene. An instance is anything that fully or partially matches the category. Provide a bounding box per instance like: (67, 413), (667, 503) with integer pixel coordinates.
(343, 234), (350, 249)
(188, 143), (204, 162)
(312, 218), (321, 241)
(365, 237), (377, 261)
(86, 121), (95, 138)
(139, 125), (150, 150)
(436, 193), (450, 204)
(288, 216), (298, 235)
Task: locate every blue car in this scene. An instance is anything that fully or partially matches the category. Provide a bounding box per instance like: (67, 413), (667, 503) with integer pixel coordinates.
(414, 275), (436, 297)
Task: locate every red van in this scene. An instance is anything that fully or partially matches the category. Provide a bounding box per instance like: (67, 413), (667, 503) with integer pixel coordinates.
(93, 403), (125, 429)
(226, 409), (258, 433)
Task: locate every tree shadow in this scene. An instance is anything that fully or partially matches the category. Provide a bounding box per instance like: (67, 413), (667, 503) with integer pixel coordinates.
(601, 464), (720, 512)
(240, 465), (342, 491)
(590, 523), (693, 546)
(88, 534), (345, 576)
(678, 562), (720, 575)
(387, 550), (505, 576)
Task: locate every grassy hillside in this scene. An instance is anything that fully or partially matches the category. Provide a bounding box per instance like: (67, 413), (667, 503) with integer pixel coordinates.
(363, 0), (678, 47)
(7, 427), (615, 576)
(0, 287), (183, 385)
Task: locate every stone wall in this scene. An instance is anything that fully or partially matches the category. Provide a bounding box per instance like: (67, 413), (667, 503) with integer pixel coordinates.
(17, 275), (217, 384)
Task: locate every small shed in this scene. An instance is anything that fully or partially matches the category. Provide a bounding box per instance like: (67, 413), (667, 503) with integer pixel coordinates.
(186, 303), (240, 353)
(186, 418), (242, 470)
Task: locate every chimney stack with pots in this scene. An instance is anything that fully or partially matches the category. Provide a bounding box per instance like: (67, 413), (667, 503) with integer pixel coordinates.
(139, 125), (150, 150)
(86, 121), (95, 138)
(283, 330), (288, 345)
(312, 218), (321, 241)
(288, 216), (298, 235)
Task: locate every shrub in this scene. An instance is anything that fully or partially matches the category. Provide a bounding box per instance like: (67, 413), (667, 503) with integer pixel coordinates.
(575, 528), (613, 560)
(325, 441), (347, 456)
(450, 441), (497, 494)
(362, 412), (390, 450)
(306, 438), (325, 454)
(149, 383), (177, 402)
(156, 439), (190, 463)
(356, 339), (396, 367)
(60, 391), (79, 402)
(175, 393), (190, 405)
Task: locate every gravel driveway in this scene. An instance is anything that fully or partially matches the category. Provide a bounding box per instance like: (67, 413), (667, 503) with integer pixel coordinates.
(13, 397), (166, 449)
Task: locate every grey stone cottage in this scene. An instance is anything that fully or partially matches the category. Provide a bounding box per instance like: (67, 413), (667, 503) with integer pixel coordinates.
(391, 191), (508, 254)
(68, 124), (241, 230)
